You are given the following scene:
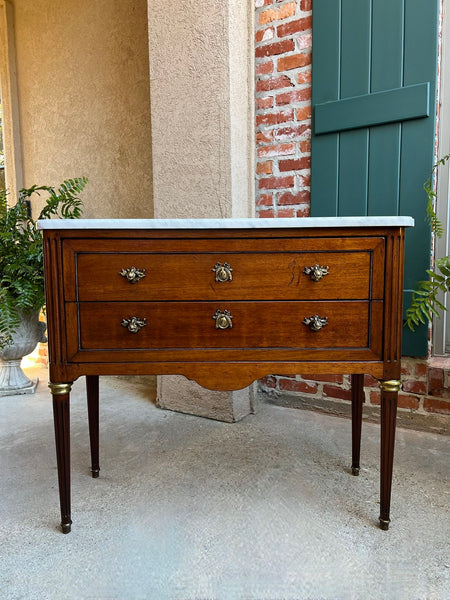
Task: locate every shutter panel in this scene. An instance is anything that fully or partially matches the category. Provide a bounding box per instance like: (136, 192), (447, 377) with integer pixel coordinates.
(311, 0), (439, 356)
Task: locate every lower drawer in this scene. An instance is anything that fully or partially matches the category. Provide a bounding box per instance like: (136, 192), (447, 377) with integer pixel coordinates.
(74, 301), (376, 351)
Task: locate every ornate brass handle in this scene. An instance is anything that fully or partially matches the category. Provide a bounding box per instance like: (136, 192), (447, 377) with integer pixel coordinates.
(303, 315), (328, 332)
(212, 262), (233, 282)
(121, 317), (147, 333)
(303, 264), (329, 282)
(212, 309), (233, 329)
(120, 267), (146, 284)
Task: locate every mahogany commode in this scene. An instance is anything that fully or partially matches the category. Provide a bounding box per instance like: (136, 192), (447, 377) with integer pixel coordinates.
(38, 216), (413, 533)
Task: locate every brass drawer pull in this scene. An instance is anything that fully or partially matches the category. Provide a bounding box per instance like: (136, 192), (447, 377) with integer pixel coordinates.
(212, 262), (233, 282)
(121, 317), (147, 333)
(119, 267), (146, 284)
(303, 264), (329, 282)
(212, 309), (233, 329)
(303, 315), (328, 332)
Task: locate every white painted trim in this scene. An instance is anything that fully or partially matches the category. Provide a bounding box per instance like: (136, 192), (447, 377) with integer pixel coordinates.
(433, 0), (450, 355)
(0, 0), (23, 201)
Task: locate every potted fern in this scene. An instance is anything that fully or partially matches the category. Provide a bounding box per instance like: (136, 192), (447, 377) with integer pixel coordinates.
(405, 155), (450, 331)
(0, 177), (87, 395)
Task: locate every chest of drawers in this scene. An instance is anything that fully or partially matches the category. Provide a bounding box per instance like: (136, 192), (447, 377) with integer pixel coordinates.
(39, 217), (413, 534)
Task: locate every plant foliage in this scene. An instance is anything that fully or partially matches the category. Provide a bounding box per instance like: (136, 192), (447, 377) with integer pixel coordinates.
(405, 155), (450, 331)
(0, 177), (87, 348)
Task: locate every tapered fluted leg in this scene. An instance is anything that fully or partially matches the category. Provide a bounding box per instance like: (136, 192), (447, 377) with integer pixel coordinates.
(86, 375), (100, 478)
(50, 382), (73, 534)
(351, 374), (364, 476)
(379, 379), (400, 530)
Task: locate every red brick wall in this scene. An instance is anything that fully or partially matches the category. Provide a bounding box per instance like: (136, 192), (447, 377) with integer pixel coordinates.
(260, 358), (450, 426)
(254, 0), (450, 429)
(255, 0), (312, 218)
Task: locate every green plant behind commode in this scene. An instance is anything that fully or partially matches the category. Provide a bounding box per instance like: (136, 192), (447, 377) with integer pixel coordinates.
(0, 177), (87, 348)
(405, 155), (450, 331)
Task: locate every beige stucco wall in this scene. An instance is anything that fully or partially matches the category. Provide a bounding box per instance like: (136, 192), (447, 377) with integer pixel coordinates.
(10, 0), (152, 217)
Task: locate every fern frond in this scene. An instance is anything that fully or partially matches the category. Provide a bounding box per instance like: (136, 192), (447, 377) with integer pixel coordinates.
(406, 155), (450, 331)
(0, 177), (87, 349)
(405, 272), (450, 331)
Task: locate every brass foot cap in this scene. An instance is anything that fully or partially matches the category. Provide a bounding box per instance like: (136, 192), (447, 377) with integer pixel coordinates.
(351, 467), (360, 476)
(379, 518), (390, 531)
(61, 522), (72, 534)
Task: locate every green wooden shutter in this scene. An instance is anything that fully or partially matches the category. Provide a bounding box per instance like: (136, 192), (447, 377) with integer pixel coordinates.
(311, 0), (439, 356)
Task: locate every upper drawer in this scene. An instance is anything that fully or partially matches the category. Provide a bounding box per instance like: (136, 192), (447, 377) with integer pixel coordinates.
(63, 237), (385, 301)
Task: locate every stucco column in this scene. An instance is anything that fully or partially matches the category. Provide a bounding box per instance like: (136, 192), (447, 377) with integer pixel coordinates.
(148, 0), (255, 422)
(0, 0), (23, 200)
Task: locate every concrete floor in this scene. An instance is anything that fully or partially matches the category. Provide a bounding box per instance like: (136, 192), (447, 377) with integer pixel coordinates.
(0, 367), (449, 600)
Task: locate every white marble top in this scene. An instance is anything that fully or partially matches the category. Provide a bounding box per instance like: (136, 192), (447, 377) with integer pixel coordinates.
(37, 216), (414, 230)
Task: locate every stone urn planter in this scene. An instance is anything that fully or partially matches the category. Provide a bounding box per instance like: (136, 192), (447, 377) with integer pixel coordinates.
(0, 178), (87, 396)
(0, 310), (47, 396)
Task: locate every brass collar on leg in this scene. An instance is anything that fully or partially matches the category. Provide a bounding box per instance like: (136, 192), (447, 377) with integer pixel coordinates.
(49, 382), (73, 395)
(379, 380), (402, 393)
